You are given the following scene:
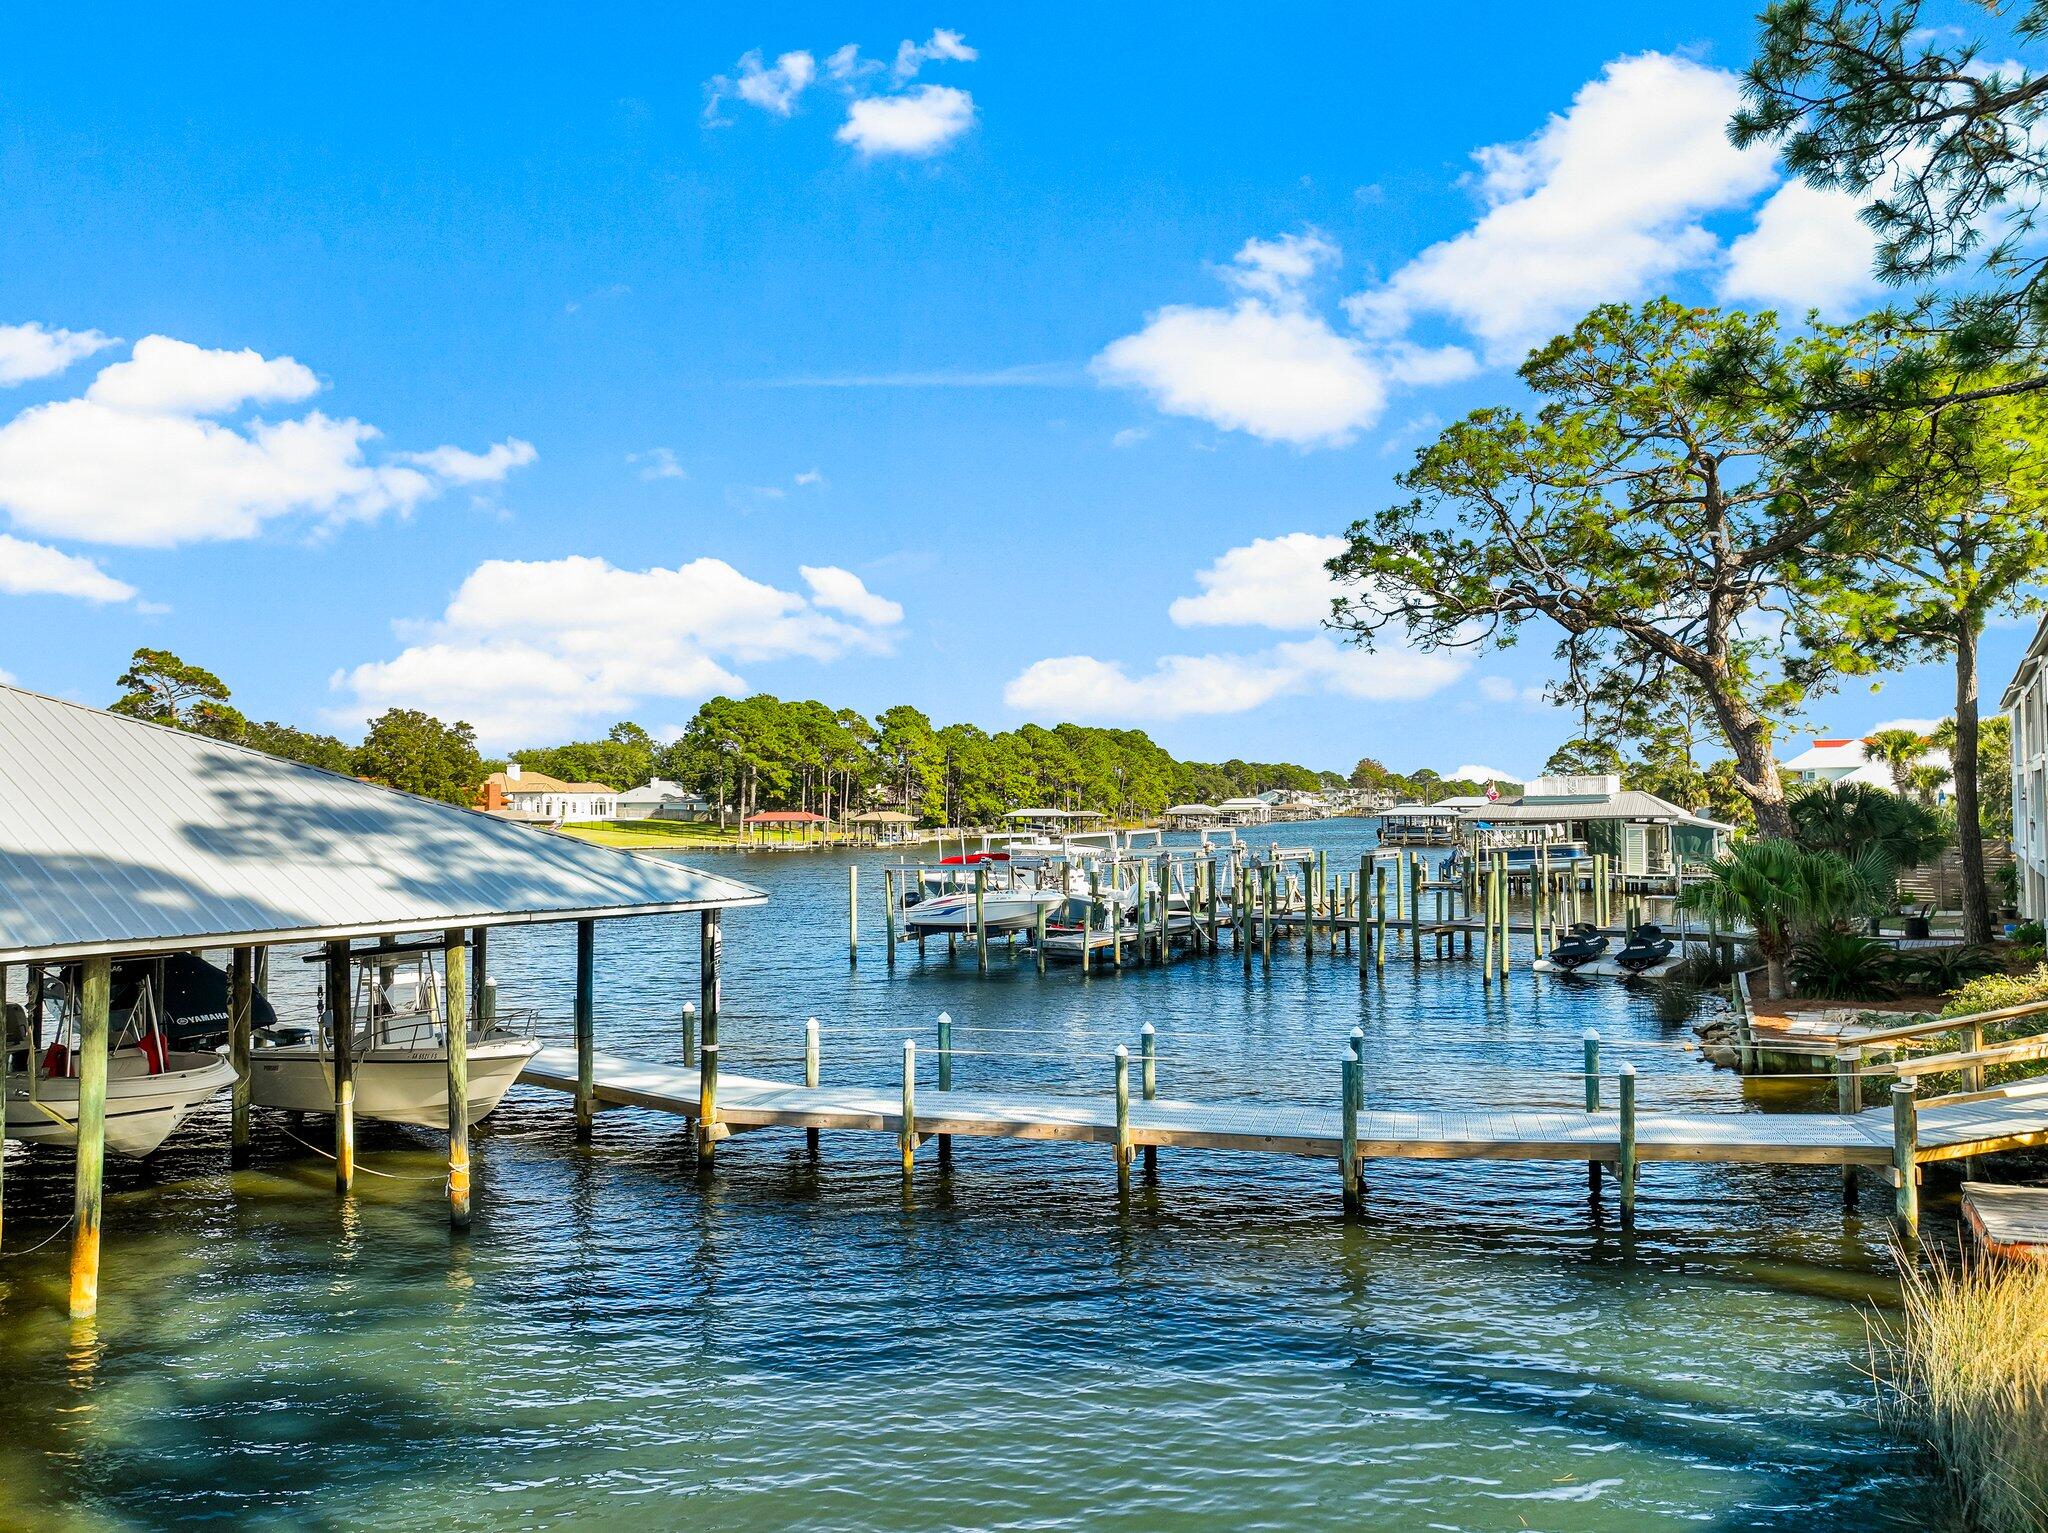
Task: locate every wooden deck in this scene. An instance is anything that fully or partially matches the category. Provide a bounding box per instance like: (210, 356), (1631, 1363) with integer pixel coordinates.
(1962, 1181), (2048, 1260)
(519, 1047), (2048, 1172)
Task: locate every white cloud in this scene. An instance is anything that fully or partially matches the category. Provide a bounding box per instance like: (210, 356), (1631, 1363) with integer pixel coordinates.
(1380, 342), (1481, 387)
(1168, 532), (1345, 630)
(1719, 180), (1880, 315)
(340, 555), (903, 745)
(629, 447), (687, 481)
(1346, 52), (1779, 362)
(399, 438), (536, 484)
(1223, 231), (1339, 306)
(0, 323), (117, 386)
(1452, 763), (1520, 783)
(893, 28), (976, 81)
(825, 44), (879, 83)
(1111, 426), (1149, 448)
(800, 564), (904, 625)
(0, 335), (533, 548)
(1870, 716), (1944, 736)
(1476, 674), (1549, 706)
(837, 84), (976, 157)
(0, 533), (135, 602)
(1094, 300), (1385, 447)
(705, 49), (817, 124)
(794, 467), (825, 486)
(1004, 637), (1464, 721)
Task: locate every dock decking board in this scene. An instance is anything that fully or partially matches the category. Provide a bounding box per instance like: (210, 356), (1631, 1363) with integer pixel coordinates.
(519, 1047), (2029, 1175)
(1962, 1181), (2048, 1259)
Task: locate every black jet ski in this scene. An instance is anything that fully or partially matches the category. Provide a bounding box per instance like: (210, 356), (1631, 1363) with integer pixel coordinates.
(111, 953), (276, 1049)
(1613, 923), (1674, 975)
(1547, 922), (1610, 972)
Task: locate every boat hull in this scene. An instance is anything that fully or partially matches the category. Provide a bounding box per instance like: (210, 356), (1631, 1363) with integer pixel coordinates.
(250, 1036), (540, 1128)
(6, 1052), (236, 1157)
(903, 891), (1064, 934)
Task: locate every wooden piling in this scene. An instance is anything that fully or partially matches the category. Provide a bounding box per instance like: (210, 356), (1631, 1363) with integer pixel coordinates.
(1135, 861), (1149, 964)
(1241, 866), (1254, 975)
(1085, 870), (1099, 977)
(1375, 865), (1387, 972)
(681, 1000), (697, 1067)
(1357, 856), (1371, 978)
(937, 1011), (953, 1159)
(1583, 1030), (1600, 1111)
(1205, 859), (1220, 952)
(1340, 1039), (1361, 1215)
(848, 864), (859, 964)
(900, 1039), (917, 1179)
(805, 1016), (820, 1155)
(1141, 1023), (1157, 1178)
(1158, 865), (1170, 965)
(1892, 1081), (1918, 1229)
(697, 909), (722, 1165)
(444, 928), (471, 1228)
(68, 954), (111, 1320)
(229, 946), (254, 1168)
(0, 965), (7, 1245)
(1035, 899), (1048, 975)
(974, 863), (988, 974)
(574, 918), (596, 1141)
(1617, 1062), (1637, 1225)
(1261, 862), (1275, 966)
(1114, 1046), (1132, 1195)
(1111, 862), (1124, 968)
(326, 940), (355, 1193)
(1482, 864), (1496, 984)
(884, 868), (899, 968)
(1836, 1047), (1858, 1205)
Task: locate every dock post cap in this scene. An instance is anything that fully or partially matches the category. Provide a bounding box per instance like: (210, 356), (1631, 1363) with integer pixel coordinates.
(1619, 1061), (1636, 1076)
(936, 1011), (951, 1024)
(1892, 1079), (1916, 1097)
(1583, 1027), (1599, 1040)
(1350, 1026), (1365, 1040)
(1115, 1044), (1128, 1058)
(682, 1000), (697, 1013)
(1141, 1022), (1155, 1035)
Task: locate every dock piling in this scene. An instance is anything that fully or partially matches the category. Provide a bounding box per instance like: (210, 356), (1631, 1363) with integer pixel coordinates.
(900, 1040), (917, 1180)
(974, 864), (988, 974)
(1114, 1046), (1132, 1196)
(1340, 1037), (1362, 1216)
(884, 867), (898, 968)
(1035, 899), (1048, 975)
(68, 955), (111, 1320)
(804, 1016), (821, 1155)
(229, 946), (254, 1168)
(1617, 1062), (1637, 1225)
(697, 909), (721, 1167)
(444, 929), (471, 1228)
(1583, 1030), (1600, 1111)
(1892, 1081), (1919, 1230)
(937, 1011), (953, 1160)
(574, 919), (596, 1141)
(326, 940), (355, 1192)
(1141, 1023), (1158, 1177)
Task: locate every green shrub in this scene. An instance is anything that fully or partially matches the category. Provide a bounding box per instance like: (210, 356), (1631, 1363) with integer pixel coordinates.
(1900, 945), (2003, 993)
(1789, 929), (1904, 1000)
(1942, 963), (2048, 1018)
(2010, 919), (2045, 947)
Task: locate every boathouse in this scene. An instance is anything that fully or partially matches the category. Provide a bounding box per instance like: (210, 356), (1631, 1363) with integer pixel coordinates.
(1461, 774), (1731, 880)
(0, 683), (763, 1319)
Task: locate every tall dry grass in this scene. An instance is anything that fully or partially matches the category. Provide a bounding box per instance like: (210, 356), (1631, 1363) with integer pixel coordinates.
(1875, 1241), (2048, 1533)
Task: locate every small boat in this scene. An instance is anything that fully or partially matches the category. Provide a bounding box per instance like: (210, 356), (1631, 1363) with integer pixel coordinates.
(1614, 923), (1675, 974)
(5, 973), (234, 1156)
(251, 946), (539, 1130)
(901, 883), (1068, 934)
(1546, 923), (1610, 973)
(112, 952), (277, 1050)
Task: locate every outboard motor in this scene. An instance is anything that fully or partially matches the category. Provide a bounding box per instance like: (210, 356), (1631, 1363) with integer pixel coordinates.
(1614, 922), (1675, 974)
(1548, 922), (1610, 972)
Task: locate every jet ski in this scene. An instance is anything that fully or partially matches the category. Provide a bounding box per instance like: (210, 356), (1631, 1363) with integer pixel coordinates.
(1547, 922), (1610, 972)
(1613, 923), (1675, 975)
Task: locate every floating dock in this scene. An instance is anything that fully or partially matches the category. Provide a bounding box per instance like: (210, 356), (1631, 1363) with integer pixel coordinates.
(1962, 1182), (2048, 1260)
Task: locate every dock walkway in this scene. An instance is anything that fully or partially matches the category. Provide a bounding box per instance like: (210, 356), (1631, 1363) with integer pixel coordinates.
(520, 1047), (2048, 1172)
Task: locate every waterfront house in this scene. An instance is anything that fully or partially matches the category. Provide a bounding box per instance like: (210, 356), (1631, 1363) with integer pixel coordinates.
(478, 763), (619, 822)
(1161, 803), (1220, 830)
(1458, 773), (1731, 879)
(2006, 616), (2048, 918)
(1782, 736), (1952, 800)
(616, 778), (714, 822)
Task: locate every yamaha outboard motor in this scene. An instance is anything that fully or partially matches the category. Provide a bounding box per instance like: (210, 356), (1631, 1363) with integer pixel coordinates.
(1548, 922), (1610, 972)
(1614, 923), (1675, 975)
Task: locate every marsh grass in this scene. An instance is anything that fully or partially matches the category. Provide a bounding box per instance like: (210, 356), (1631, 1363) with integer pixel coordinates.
(1875, 1240), (2048, 1533)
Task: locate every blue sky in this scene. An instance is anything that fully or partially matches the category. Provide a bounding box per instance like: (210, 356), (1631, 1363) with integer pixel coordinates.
(0, 3), (2020, 778)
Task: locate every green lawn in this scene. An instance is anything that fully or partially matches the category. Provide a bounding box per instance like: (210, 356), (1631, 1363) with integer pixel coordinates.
(559, 819), (746, 849)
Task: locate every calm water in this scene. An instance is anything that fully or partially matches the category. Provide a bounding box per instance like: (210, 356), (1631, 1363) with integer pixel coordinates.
(0, 820), (1953, 1530)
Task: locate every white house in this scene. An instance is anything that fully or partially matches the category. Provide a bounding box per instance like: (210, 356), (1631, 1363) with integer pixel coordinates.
(478, 762), (619, 822)
(1215, 796), (1272, 825)
(1782, 736), (1951, 798)
(615, 778), (713, 822)
(2006, 617), (2048, 918)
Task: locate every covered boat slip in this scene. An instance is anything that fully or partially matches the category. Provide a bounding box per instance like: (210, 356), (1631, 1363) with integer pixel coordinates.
(0, 683), (762, 1319)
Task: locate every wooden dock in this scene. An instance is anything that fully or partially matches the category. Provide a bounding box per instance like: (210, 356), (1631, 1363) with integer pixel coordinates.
(520, 1046), (2048, 1218)
(1962, 1181), (2048, 1260)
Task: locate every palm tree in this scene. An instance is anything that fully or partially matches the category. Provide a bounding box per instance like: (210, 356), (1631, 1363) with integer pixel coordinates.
(1787, 781), (1948, 882)
(1863, 728), (1928, 796)
(1681, 840), (1886, 1000)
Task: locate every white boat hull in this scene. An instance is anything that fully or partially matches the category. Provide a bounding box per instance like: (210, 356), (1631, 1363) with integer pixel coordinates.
(903, 889), (1066, 933)
(6, 1051), (236, 1157)
(250, 1036), (540, 1128)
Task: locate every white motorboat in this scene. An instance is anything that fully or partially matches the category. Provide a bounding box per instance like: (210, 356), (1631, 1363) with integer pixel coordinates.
(251, 945), (539, 1130)
(902, 883), (1069, 934)
(4, 973), (234, 1156)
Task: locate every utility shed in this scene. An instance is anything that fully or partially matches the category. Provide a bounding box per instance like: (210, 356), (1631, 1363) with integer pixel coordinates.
(0, 684), (764, 964)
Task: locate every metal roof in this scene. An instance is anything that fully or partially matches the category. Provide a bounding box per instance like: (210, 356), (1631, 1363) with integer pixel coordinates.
(0, 685), (765, 963)
(1466, 790), (1731, 830)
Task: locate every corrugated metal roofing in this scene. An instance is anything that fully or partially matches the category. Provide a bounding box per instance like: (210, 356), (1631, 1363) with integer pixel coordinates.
(0, 685), (765, 963)
(1466, 790), (1730, 829)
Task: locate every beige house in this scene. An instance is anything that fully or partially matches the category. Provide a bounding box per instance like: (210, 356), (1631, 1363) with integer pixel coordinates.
(477, 763), (618, 822)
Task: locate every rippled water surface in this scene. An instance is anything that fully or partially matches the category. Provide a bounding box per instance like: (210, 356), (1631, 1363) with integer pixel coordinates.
(0, 821), (1954, 1529)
